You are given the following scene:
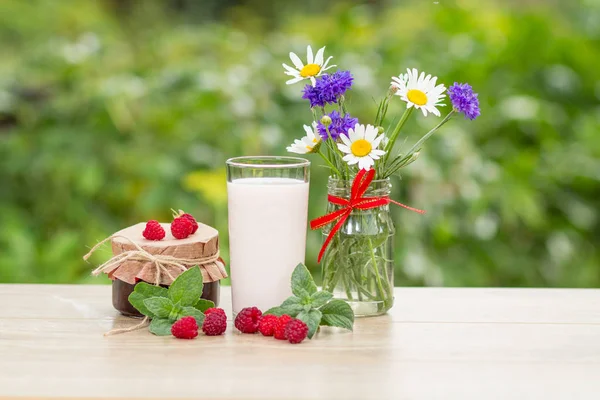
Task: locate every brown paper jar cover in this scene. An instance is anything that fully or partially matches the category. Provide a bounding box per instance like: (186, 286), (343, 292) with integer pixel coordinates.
(105, 222), (227, 317)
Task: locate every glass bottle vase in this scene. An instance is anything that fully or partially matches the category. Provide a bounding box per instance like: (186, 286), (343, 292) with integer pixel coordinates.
(321, 177), (395, 317)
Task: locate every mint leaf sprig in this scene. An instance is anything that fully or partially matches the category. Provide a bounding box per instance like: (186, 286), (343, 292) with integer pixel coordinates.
(127, 267), (215, 336)
(264, 264), (354, 339)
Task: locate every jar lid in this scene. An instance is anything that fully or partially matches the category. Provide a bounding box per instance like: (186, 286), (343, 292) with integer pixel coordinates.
(104, 222), (227, 285)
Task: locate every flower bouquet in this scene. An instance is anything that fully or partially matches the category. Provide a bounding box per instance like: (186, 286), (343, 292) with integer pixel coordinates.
(284, 46), (480, 316)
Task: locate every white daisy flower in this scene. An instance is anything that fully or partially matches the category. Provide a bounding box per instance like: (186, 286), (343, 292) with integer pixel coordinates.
(391, 68), (446, 117)
(282, 45), (336, 86)
(337, 124), (386, 170)
(286, 122), (322, 154)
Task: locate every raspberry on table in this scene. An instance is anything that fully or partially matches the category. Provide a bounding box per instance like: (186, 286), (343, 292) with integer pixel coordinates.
(258, 314), (279, 336)
(142, 220), (165, 241)
(172, 209), (199, 234)
(171, 216), (194, 239)
(273, 315), (293, 340)
(285, 319), (309, 344)
(204, 307), (226, 317)
(171, 316), (198, 339)
(202, 312), (227, 336)
(234, 307), (262, 334)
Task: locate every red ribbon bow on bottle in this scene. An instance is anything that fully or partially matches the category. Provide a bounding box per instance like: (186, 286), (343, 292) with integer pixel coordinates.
(310, 168), (425, 263)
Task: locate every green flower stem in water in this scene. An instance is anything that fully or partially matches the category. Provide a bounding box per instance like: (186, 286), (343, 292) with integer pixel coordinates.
(367, 236), (389, 307)
(342, 269), (354, 301)
(359, 211), (390, 307)
(322, 214), (393, 313)
(352, 281), (378, 301)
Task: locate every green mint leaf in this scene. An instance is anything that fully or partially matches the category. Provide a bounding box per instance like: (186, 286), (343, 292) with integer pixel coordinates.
(128, 291), (155, 318)
(264, 295), (306, 317)
(143, 297), (175, 319)
(264, 303), (303, 317)
(193, 298), (215, 313)
(321, 313), (354, 331)
(319, 299), (354, 331)
(297, 288), (312, 304)
(181, 306), (205, 326)
(281, 296), (301, 307)
(133, 282), (168, 298)
(169, 302), (185, 321)
(291, 263), (317, 298)
(321, 314), (354, 331)
(168, 266), (204, 306)
(128, 282), (169, 317)
(148, 318), (173, 336)
(283, 304), (304, 317)
(263, 306), (286, 316)
(310, 291), (333, 308)
(296, 309), (322, 339)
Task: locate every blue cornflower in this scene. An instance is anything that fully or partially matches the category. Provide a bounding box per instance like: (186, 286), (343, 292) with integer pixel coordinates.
(317, 110), (358, 141)
(302, 71), (353, 108)
(448, 82), (481, 120)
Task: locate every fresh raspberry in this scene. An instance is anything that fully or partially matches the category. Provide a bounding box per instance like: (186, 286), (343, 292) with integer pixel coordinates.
(273, 315), (293, 340)
(234, 307), (262, 333)
(142, 220), (165, 241)
(181, 214), (198, 234)
(172, 209), (199, 234)
(171, 316), (198, 339)
(205, 307), (226, 317)
(171, 216), (193, 239)
(202, 312), (227, 336)
(285, 319), (309, 344)
(258, 314), (279, 336)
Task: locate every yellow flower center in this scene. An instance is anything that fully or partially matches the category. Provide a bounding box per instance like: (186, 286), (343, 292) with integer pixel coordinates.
(300, 63), (321, 77)
(407, 89), (428, 106)
(305, 137), (320, 152)
(351, 139), (372, 157)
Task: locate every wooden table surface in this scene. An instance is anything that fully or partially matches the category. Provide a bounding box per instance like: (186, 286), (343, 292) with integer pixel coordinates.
(1, 285), (600, 399)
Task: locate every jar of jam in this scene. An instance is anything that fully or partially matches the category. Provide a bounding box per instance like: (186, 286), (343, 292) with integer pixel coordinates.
(90, 221), (227, 317)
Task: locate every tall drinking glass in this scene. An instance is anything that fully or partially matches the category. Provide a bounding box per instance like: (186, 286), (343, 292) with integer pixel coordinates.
(226, 156), (310, 314)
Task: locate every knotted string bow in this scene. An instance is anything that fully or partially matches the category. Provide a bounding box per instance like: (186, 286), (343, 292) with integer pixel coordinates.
(310, 169), (425, 263)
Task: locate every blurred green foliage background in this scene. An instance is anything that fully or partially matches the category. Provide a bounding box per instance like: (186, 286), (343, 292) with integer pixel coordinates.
(1, 0), (598, 287)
